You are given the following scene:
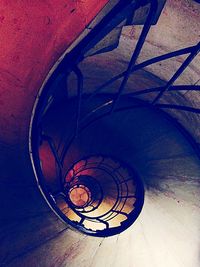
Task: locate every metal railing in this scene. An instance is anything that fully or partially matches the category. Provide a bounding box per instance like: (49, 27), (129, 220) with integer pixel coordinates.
(29, 0), (200, 236)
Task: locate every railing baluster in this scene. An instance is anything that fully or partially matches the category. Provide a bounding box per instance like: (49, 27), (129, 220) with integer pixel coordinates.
(110, 0), (158, 114)
(152, 42), (200, 104)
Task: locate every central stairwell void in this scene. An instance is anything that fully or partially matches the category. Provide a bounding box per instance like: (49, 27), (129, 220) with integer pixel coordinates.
(30, 93), (200, 237)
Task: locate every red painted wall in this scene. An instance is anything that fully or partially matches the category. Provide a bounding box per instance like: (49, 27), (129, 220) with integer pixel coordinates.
(0, 0), (109, 144)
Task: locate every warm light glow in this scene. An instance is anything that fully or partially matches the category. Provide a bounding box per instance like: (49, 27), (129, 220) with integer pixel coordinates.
(69, 186), (91, 207)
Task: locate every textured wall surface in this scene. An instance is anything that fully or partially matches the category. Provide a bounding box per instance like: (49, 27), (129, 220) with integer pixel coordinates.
(0, 0), (109, 143)
(0, 0), (109, 189)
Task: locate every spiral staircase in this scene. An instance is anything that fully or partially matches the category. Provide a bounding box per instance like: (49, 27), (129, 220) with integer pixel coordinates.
(0, 0), (200, 266)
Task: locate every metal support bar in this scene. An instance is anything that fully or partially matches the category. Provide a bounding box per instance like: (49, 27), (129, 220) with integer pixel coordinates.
(110, 0), (158, 114)
(86, 45), (195, 101)
(72, 66), (84, 137)
(156, 104), (200, 114)
(128, 85), (200, 97)
(42, 135), (63, 171)
(152, 42), (200, 104)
